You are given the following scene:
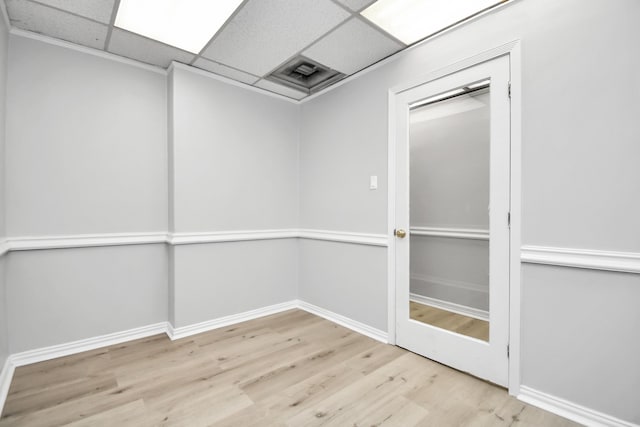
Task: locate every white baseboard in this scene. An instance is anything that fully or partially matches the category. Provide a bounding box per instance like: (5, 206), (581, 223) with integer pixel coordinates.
(167, 300), (298, 340)
(410, 293), (489, 321)
(0, 357), (15, 415)
(297, 300), (388, 343)
(518, 386), (638, 427)
(10, 322), (169, 367)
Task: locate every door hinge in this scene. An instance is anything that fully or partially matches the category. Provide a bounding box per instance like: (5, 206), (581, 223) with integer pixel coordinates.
(508, 82), (511, 98)
(507, 212), (511, 228)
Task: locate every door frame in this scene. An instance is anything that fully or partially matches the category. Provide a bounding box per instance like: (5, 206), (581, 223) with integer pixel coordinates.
(386, 40), (522, 395)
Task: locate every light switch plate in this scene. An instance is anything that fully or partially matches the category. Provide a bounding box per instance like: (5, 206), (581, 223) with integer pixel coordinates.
(370, 175), (378, 190)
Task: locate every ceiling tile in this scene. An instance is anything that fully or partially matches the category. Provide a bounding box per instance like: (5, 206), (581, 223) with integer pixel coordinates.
(6, 0), (108, 49)
(201, 0), (350, 77)
(31, 0), (115, 24)
(334, 0), (377, 12)
(303, 17), (403, 75)
(254, 79), (307, 100)
(192, 58), (260, 85)
(108, 28), (195, 68)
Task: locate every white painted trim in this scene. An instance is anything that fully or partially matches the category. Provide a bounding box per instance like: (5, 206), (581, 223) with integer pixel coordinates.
(297, 300), (388, 343)
(410, 226), (489, 240)
(387, 87), (398, 346)
(10, 322), (168, 367)
(507, 41), (523, 396)
(0, 230), (388, 256)
(410, 293), (489, 321)
(298, 229), (388, 247)
(10, 29), (167, 75)
(521, 246), (640, 274)
(7, 232), (168, 252)
(518, 386), (639, 427)
(170, 62), (298, 104)
(170, 229), (298, 245)
(0, 358), (14, 416)
(167, 300), (298, 340)
(391, 41), (520, 96)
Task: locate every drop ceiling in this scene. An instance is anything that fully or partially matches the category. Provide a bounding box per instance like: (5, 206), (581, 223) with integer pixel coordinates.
(3, 0), (504, 100)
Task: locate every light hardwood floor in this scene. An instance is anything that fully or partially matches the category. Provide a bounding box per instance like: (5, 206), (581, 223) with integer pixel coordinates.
(410, 301), (490, 341)
(0, 310), (578, 426)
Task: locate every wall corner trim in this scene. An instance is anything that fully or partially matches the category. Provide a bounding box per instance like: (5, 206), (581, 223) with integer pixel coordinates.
(518, 386), (639, 427)
(521, 246), (640, 274)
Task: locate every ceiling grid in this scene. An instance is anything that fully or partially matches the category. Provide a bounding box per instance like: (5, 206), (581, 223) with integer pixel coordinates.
(4, 0), (507, 100)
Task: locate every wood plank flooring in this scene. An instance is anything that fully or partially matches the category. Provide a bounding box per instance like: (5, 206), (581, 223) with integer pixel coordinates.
(410, 301), (490, 341)
(0, 310), (578, 426)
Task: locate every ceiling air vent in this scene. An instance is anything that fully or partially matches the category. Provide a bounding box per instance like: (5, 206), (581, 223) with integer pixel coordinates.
(267, 56), (345, 95)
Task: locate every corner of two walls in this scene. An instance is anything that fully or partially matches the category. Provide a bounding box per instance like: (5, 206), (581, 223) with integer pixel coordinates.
(2, 34), (303, 354)
(167, 65), (299, 329)
(0, 10), (10, 369)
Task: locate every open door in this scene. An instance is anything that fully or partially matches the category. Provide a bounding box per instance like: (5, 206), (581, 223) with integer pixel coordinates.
(393, 55), (511, 386)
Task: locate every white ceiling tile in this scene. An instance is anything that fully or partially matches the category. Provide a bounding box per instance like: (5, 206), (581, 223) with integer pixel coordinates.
(201, 0), (350, 77)
(193, 58), (260, 85)
(254, 79), (308, 100)
(32, 0), (115, 24)
(303, 17), (403, 75)
(334, 0), (377, 12)
(6, 0), (108, 49)
(108, 28), (195, 68)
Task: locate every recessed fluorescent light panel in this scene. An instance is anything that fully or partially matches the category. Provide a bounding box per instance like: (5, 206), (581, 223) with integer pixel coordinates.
(115, 0), (243, 53)
(361, 0), (502, 45)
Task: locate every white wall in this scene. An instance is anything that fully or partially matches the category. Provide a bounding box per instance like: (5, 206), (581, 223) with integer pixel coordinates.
(6, 245), (168, 353)
(6, 36), (167, 237)
(168, 66), (299, 327)
(299, 0), (640, 423)
(4, 35), (169, 353)
(0, 13), (10, 368)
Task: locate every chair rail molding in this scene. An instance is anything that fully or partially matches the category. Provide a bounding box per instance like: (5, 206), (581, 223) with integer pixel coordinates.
(297, 229), (388, 247)
(169, 229), (298, 245)
(0, 229), (389, 255)
(5, 232), (168, 252)
(521, 245), (640, 274)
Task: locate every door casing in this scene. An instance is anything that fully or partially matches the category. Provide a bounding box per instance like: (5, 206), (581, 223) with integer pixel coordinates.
(386, 40), (522, 395)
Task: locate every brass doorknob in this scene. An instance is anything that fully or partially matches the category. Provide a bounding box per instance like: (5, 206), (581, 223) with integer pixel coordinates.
(395, 229), (407, 238)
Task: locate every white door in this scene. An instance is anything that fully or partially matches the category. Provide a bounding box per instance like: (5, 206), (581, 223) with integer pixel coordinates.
(393, 55), (510, 386)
